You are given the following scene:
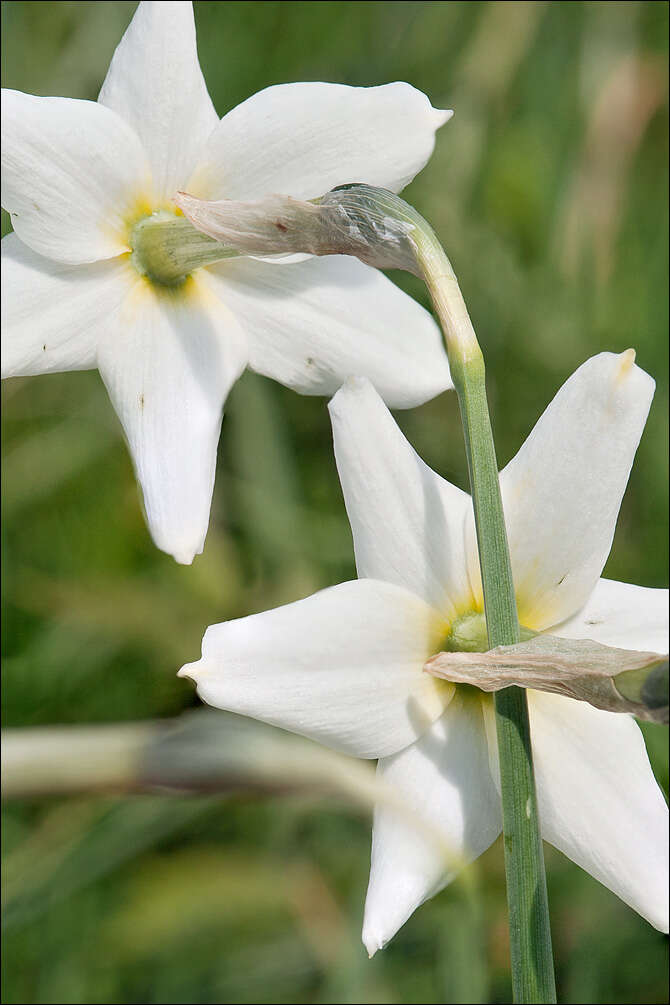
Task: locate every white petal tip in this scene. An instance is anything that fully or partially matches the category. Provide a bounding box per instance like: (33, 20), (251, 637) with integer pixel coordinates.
(154, 534), (201, 565)
(167, 540), (202, 565)
(434, 107), (454, 127)
(362, 931), (383, 958)
(177, 661), (200, 681)
(616, 347), (636, 380)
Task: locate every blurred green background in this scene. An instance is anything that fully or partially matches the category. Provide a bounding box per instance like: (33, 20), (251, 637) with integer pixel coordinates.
(2, 2), (668, 1002)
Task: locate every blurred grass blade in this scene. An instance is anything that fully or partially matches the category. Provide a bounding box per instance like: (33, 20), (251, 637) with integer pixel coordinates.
(1, 710), (377, 801)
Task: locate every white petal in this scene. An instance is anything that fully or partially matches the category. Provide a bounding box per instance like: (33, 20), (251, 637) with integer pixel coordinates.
(99, 1), (218, 201)
(179, 578), (453, 759)
(329, 377), (473, 618)
(529, 690), (669, 933)
(363, 691), (501, 955)
(97, 273), (247, 564)
(188, 80), (451, 201)
(1, 89), (151, 264)
(552, 578), (669, 653)
(1, 234), (132, 378)
(466, 352), (655, 631)
(206, 256), (453, 408)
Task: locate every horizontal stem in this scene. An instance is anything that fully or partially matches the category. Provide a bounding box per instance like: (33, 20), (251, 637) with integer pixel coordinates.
(0, 711), (378, 806)
(1, 721), (153, 796)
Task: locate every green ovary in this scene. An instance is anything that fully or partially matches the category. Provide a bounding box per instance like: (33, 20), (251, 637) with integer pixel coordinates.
(443, 610), (536, 653)
(129, 211), (237, 288)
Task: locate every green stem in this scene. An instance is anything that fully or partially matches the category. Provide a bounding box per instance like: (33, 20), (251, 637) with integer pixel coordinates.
(451, 351), (556, 1003)
(419, 236), (557, 1003)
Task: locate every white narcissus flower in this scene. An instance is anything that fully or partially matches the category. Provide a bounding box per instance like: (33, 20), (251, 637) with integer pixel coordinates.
(1, 0), (453, 564)
(180, 351), (669, 951)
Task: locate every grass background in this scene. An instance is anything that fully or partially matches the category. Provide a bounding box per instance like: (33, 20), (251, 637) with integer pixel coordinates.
(1, 2), (668, 1002)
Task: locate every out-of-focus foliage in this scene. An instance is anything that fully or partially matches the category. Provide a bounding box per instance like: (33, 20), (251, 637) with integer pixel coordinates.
(1, 2), (668, 1002)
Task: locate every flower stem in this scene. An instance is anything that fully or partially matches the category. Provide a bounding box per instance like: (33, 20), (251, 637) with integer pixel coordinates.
(451, 350), (556, 1004)
(424, 253), (557, 1004)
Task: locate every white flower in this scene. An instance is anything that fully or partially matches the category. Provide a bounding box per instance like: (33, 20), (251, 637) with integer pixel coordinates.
(180, 350), (669, 951)
(1, 0), (453, 564)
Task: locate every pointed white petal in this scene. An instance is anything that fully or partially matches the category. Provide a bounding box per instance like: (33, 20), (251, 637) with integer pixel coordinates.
(1, 89), (151, 264)
(552, 578), (669, 654)
(97, 273), (247, 563)
(363, 692), (501, 955)
(179, 578), (453, 759)
(206, 256), (452, 408)
(329, 377), (473, 618)
(189, 81), (451, 201)
(466, 352), (655, 631)
(1, 233), (131, 378)
(99, 1), (218, 201)
(528, 690), (669, 933)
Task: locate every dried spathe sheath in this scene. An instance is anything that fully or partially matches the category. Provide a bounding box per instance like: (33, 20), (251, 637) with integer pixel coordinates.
(426, 635), (669, 723)
(174, 186), (425, 274)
